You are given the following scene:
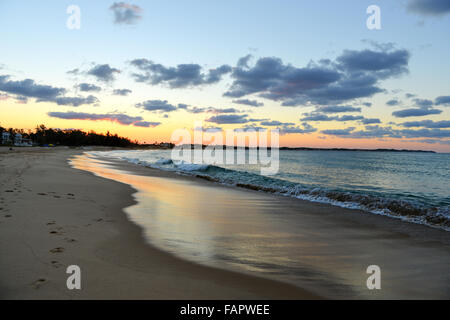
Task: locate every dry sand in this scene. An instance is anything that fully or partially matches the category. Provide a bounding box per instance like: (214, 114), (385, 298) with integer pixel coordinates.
(0, 147), (319, 299)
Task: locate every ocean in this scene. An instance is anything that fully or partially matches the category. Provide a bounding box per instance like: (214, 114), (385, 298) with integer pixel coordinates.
(90, 149), (450, 230)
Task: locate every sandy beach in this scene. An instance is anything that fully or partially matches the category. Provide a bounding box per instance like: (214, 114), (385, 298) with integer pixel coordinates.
(0, 147), (318, 299)
(1, 147), (450, 299)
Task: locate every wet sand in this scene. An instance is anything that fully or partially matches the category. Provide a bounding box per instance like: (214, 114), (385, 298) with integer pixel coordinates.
(72, 152), (450, 299)
(0, 147), (318, 299)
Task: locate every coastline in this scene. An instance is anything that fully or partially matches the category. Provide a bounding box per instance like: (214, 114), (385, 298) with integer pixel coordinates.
(74, 151), (450, 299)
(0, 147), (319, 299)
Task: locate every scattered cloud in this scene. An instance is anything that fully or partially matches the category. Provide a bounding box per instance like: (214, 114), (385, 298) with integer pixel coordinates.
(386, 99), (400, 106)
(47, 111), (158, 127)
(316, 105), (361, 113)
(87, 64), (120, 82)
(232, 99), (264, 107)
(392, 108), (442, 118)
(435, 95), (450, 106)
(78, 83), (101, 92)
(129, 59), (231, 88)
(206, 114), (249, 124)
(113, 88), (132, 96)
(401, 120), (450, 128)
(224, 47), (410, 106)
(260, 120), (295, 126)
(278, 123), (317, 135)
(136, 100), (177, 112)
(407, 0), (450, 16)
(110, 2), (142, 24)
(0, 75), (98, 106)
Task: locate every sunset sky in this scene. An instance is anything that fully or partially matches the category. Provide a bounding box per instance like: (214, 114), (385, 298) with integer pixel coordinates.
(1, 0), (449, 151)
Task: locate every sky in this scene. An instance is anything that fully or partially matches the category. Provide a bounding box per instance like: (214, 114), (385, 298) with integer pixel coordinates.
(0, 0), (449, 151)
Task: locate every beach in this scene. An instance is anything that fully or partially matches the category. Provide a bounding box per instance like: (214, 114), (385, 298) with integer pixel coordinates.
(0, 147), (318, 299)
(1, 147), (450, 299)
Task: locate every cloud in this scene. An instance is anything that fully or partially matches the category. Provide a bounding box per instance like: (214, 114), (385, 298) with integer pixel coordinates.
(386, 99), (400, 106)
(194, 126), (223, 133)
(278, 123), (317, 135)
(401, 120), (450, 128)
(54, 95), (99, 107)
(206, 114), (249, 124)
(300, 113), (365, 122)
(87, 64), (120, 82)
(361, 118), (381, 125)
(392, 108), (442, 118)
(47, 111), (154, 127)
(136, 100), (177, 112)
(232, 99), (264, 107)
(0, 75), (65, 100)
(110, 2), (142, 24)
(317, 105), (361, 113)
(260, 120), (295, 126)
(223, 47), (410, 106)
(407, 0), (450, 16)
(413, 98), (433, 108)
(113, 88), (132, 96)
(78, 83), (101, 92)
(321, 127), (356, 136)
(129, 59), (232, 88)
(133, 121), (161, 128)
(435, 95), (450, 106)
(320, 125), (450, 140)
(0, 75), (98, 107)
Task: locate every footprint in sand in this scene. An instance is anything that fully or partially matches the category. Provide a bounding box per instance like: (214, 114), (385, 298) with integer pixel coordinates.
(37, 193), (47, 196)
(5, 190), (14, 193)
(50, 247), (64, 253)
(32, 278), (47, 289)
(4, 215), (12, 218)
(46, 221), (56, 225)
(64, 238), (77, 243)
(51, 261), (63, 268)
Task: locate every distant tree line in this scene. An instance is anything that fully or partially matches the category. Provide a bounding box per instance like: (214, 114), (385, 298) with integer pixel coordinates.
(0, 124), (137, 147)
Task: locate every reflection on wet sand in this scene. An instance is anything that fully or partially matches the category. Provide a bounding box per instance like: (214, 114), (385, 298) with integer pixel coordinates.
(71, 153), (450, 299)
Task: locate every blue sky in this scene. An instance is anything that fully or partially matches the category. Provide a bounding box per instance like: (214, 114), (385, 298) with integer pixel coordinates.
(1, 0), (449, 151)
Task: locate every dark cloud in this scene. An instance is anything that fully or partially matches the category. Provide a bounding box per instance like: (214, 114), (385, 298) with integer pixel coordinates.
(362, 102), (372, 107)
(232, 99), (264, 107)
(78, 83), (101, 92)
(392, 108), (442, 118)
(337, 49), (410, 78)
(386, 99), (400, 106)
(224, 47), (409, 106)
(321, 127), (356, 136)
(401, 120), (450, 128)
(407, 0), (450, 16)
(87, 64), (120, 82)
(320, 125), (450, 140)
(361, 118), (381, 125)
(300, 113), (365, 122)
(278, 123), (317, 135)
(435, 95), (450, 106)
(405, 93), (416, 99)
(47, 111), (151, 127)
(54, 95), (99, 107)
(110, 2), (142, 24)
(260, 120), (295, 126)
(129, 59), (231, 88)
(136, 100), (177, 112)
(0, 75), (98, 107)
(133, 121), (161, 128)
(317, 105), (361, 113)
(113, 89), (132, 96)
(0, 75), (65, 100)
(206, 114), (249, 124)
(413, 98), (434, 108)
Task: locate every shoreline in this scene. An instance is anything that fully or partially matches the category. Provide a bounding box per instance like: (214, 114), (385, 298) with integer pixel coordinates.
(75, 151), (450, 299)
(0, 147), (320, 299)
